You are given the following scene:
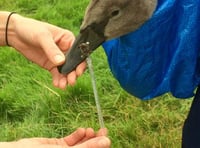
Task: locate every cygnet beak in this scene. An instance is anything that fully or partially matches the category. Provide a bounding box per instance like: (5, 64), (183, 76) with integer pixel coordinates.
(58, 25), (106, 74)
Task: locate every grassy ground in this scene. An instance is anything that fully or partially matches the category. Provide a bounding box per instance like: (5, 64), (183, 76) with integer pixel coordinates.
(0, 0), (193, 147)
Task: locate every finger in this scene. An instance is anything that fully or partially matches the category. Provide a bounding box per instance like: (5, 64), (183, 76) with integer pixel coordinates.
(78, 128), (96, 143)
(67, 61), (87, 86)
(74, 136), (111, 148)
(58, 76), (68, 89)
(85, 128), (95, 138)
(96, 128), (108, 137)
(38, 31), (65, 65)
(56, 31), (75, 51)
(67, 71), (77, 86)
(50, 68), (68, 89)
(27, 128), (86, 146)
(63, 128), (86, 146)
(51, 68), (62, 87)
(76, 61), (87, 77)
(53, 77), (59, 88)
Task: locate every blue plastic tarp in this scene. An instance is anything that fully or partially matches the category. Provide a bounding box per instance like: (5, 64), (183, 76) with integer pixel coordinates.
(103, 0), (200, 100)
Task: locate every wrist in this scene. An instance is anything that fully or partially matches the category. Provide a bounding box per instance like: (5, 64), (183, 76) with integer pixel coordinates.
(0, 11), (19, 47)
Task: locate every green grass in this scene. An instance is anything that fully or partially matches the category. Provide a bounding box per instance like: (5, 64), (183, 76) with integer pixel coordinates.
(0, 0), (193, 147)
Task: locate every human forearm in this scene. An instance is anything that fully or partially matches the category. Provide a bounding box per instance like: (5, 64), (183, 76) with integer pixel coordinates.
(0, 11), (86, 89)
(0, 11), (17, 46)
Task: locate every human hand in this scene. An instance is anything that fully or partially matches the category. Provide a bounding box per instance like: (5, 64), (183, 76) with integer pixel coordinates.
(6, 12), (86, 89)
(11, 128), (110, 148)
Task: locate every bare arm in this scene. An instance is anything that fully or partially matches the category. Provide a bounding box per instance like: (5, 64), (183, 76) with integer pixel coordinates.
(0, 11), (86, 89)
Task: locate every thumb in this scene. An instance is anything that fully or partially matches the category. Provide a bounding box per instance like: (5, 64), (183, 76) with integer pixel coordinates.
(39, 32), (65, 65)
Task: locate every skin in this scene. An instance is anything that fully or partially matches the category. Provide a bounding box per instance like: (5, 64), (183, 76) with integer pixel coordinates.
(0, 11), (111, 148)
(0, 128), (111, 148)
(0, 11), (86, 89)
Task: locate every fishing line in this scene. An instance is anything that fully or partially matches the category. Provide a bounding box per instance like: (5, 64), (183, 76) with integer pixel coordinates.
(86, 56), (105, 128)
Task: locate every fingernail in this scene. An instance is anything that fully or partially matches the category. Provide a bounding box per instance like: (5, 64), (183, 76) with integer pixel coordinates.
(100, 128), (108, 136)
(54, 54), (65, 64)
(98, 138), (110, 147)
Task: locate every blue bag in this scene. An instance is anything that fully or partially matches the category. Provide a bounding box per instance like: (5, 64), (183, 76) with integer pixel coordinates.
(103, 0), (200, 100)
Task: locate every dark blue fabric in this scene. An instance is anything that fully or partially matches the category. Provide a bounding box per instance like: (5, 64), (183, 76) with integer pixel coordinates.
(103, 0), (200, 100)
(182, 87), (200, 148)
